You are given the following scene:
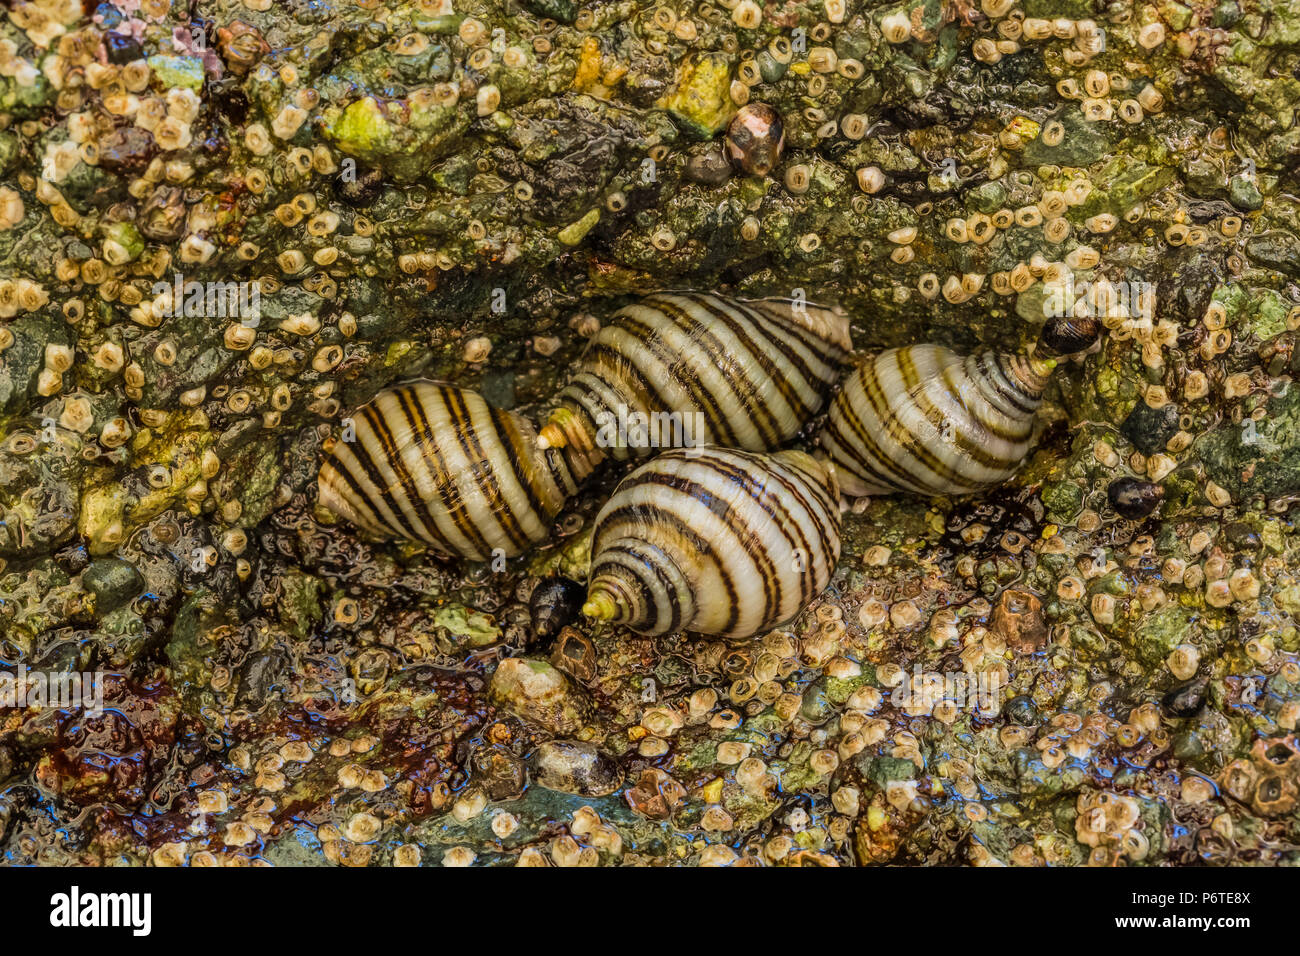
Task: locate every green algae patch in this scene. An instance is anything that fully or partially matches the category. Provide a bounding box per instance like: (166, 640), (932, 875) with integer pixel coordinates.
(279, 571), (325, 641)
(659, 52), (735, 138)
(1198, 382), (1300, 500)
(322, 95), (469, 181)
(434, 605), (501, 646)
(79, 478), (128, 557)
(1128, 604), (1198, 667)
(146, 55), (205, 91)
(558, 208), (600, 245)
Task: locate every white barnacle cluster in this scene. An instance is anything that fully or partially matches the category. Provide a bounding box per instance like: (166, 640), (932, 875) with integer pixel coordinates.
(1075, 791), (1150, 864)
(0, 276), (50, 317)
(975, 2), (1168, 126)
(0, 37), (40, 88)
(7, 0), (80, 51)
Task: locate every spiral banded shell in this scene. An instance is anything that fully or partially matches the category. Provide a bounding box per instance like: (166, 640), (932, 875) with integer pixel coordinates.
(583, 447), (841, 639)
(539, 291), (851, 480)
(821, 318), (1100, 498)
(318, 383), (577, 560)
(821, 346), (1055, 497)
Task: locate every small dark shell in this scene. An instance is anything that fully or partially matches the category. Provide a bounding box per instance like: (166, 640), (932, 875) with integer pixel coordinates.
(1108, 476), (1165, 519)
(1005, 695), (1039, 726)
(333, 164), (387, 207)
(527, 739), (623, 796)
(104, 31), (143, 64)
(529, 577), (585, 644)
(725, 103), (785, 177)
(1163, 676), (1208, 717)
(96, 127), (157, 174)
(684, 146), (734, 187)
(1037, 316), (1101, 358)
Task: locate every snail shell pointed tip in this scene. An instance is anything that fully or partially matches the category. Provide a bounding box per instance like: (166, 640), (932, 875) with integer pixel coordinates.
(582, 590), (619, 622)
(587, 447), (840, 639)
(821, 344), (1046, 497)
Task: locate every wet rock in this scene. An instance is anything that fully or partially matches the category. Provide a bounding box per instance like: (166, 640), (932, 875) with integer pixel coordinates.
(528, 739), (623, 796)
(488, 658), (587, 735)
(989, 588), (1047, 653)
(1223, 522), (1262, 551)
(0, 429), (84, 560)
(1163, 677), (1208, 717)
(82, 558), (143, 616)
(1120, 400), (1180, 456)
(238, 649), (289, 708)
(30, 674), (182, 809)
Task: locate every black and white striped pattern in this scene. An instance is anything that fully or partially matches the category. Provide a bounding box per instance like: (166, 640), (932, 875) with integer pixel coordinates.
(583, 447), (841, 639)
(318, 383), (578, 560)
(542, 291), (851, 479)
(820, 345), (1054, 497)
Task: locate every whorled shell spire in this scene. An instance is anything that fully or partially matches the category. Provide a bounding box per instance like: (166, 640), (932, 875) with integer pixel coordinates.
(318, 382), (577, 560)
(819, 344), (1059, 497)
(583, 446), (841, 639)
(538, 291), (852, 482)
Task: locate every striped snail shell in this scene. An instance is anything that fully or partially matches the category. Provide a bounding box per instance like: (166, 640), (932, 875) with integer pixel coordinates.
(820, 317), (1100, 497)
(317, 383), (578, 561)
(583, 447), (841, 639)
(538, 291), (852, 481)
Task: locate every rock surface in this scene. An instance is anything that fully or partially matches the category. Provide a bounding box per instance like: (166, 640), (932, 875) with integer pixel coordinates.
(0, 0), (1299, 867)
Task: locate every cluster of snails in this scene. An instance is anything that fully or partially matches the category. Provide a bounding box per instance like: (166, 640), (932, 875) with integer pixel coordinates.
(318, 290), (1102, 641)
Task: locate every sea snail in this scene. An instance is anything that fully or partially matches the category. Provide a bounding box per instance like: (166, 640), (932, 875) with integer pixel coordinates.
(537, 291), (852, 481)
(725, 103), (785, 177)
(582, 446), (842, 639)
(317, 382), (578, 560)
(820, 317), (1101, 497)
(1107, 477), (1165, 519)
